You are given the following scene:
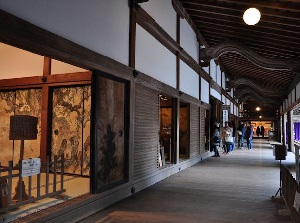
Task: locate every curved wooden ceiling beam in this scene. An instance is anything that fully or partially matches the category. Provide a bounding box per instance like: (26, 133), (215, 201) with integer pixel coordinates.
(238, 94), (279, 108)
(237, 88), (281, 105)
(200, 40), (300, 72)
(229, 77), (286, 98)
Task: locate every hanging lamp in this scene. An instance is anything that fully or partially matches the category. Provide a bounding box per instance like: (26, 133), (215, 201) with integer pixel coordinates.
(243, 7), (261, 25)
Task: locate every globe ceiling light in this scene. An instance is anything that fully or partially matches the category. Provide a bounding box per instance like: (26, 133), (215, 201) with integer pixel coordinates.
(243, 7), (261, 25)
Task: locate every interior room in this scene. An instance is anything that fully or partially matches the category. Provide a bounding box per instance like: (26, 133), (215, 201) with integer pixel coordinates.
(0, 42), (91, 221)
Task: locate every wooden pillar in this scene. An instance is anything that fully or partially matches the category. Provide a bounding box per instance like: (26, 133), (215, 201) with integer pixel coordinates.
(40, 57), (51, 163)
(129, 0), (137, 68)
(282, 114), (286, 145)
(172, 98), (179, 164)
(287, 110), (293, 152)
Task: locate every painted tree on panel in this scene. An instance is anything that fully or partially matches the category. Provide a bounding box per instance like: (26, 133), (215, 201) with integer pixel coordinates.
(98, 124), (117, 183)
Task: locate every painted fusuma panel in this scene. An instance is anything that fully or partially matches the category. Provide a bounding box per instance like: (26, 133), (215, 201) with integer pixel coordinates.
(0, 89), (42, 166)
(51, 86), (91, 176)
(0, 91), (15, 166)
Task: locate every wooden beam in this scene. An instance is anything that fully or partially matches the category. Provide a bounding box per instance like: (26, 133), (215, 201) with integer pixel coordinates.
(200, 40), (300, 72)
(176, 13), (180, 90)
(129, 0), (137, 68)
(0, 72), (92, 89)
(43, 57), (51, 76)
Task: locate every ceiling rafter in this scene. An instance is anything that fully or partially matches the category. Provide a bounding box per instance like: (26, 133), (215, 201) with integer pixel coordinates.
(178, 0), (300, 117)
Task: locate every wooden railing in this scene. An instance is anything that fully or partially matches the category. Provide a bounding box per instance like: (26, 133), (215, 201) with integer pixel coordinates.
(0, 155), (65, 213)
(281, 164), (300, 223)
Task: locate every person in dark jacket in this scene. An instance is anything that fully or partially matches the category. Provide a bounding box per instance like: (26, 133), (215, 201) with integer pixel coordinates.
(237, 121), (245, 149)
(260, 125), (265, 138)
(245, 121), (254, 150)
(256, 126), (260, 137)
(211, 122), (221, 157)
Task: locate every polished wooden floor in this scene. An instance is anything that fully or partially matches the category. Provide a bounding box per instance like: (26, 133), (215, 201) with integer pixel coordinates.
(79, 138), (294, 223)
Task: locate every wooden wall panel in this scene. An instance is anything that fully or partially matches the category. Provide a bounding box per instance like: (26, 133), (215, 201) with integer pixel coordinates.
(200, 108), (206, 153)
(134, 84), (159, 180)
(93, 77), (126, 191)
(190, 104), (200, 158)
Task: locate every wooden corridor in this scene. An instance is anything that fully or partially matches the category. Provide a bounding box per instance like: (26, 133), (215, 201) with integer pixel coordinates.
(79, 139), (294, 223)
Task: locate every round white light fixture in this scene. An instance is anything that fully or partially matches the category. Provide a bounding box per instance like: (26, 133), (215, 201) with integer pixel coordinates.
(243, 7), (261, 25)
(256, 107), (261, 111)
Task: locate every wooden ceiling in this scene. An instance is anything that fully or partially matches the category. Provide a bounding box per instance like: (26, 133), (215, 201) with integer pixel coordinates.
(178, 0), (300, 119)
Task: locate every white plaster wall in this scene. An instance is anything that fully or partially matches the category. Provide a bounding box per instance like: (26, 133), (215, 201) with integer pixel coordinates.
(202, 66), (209, 74)
(136, 25), (176, 88)
(292, 89), (296, 104)
(211, 88), (221, 101)
(222, 72), (226, 89)
(0, 43), (43, 79)
(180, 60), (199, 99)
(210, 60), (217, 81)
(0, 0), (129, 66)
(201, 78), (209, 103)
(216, 65), (222, 87)
(142, 0), (176, 40)
(234, 104), (237, 116)
(222, 95), (226, 104)
(180, 19), (199, 62)
(230, 102), (233, 115)
(226, 97), (230, 106)
(297, 82), (300, 101)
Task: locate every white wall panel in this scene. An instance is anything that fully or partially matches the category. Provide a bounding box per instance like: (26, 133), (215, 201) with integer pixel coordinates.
(0, 0), (129, 66)
(180, 60), (199, 99)
(142, 0), (176, 40)
(230, 102), (233, 114)
(216, 65), (222, 86)
(0, 43), (43, 79)
(202, 66), (209, 74)
(297, 82), (300, 101)
(226, 97), (230, 106)
(210, 88), (221, 101)
(222, 95), (226, 104)
(210, 60), (216, 81)
(136, 25), (176, 88)
(222, 72), (226, 89)
(292, 89), (296, 104)
(201, 78), (209, 103)
(180, 19), (199, 62)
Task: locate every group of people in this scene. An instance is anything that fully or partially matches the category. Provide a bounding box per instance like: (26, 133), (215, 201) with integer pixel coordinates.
(210, 120), (255, 157)
(255, 125), (265, 138)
